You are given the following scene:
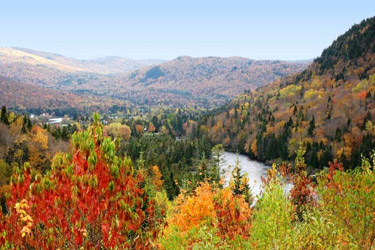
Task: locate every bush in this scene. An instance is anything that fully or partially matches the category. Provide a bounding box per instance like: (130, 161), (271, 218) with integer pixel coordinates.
(0, 113), (162, 249)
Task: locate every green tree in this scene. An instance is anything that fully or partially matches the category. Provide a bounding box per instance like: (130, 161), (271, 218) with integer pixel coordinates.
(0, 106), (9, 125)
(308, 115), (315, 136)
(209, 144), (225, 184)
(229, 158), (253, 205)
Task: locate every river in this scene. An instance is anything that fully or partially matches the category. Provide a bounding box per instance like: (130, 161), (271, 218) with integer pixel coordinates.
(221, 152), (271, 198)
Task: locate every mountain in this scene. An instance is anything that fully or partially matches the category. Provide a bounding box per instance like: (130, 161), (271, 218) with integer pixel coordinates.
(197, 16), (375, 171)
(0, 76), (78, 109)
(0, 47), (163, 90)
(94, 56), (309, 108)
(0, 48), (309, 109)
(3, 47), (164, 74)
(0, 76), (121, 111)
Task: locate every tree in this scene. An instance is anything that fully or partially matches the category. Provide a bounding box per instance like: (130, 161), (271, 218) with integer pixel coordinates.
(251, 138), (257, 157)
(163, 181), (252, 249)
(209, 144), (225, 184)
(290, 146), (315, 220)
(229, 158), (253, 205)
(104, 123), (131, 141)
(308, 115), (315, 136)
(27, 126), (50, 172)
(0, 113), (161, 249)
(0, 106), (9, 125)
(147, 122), (156, 133)
(149, 165), (164, 191)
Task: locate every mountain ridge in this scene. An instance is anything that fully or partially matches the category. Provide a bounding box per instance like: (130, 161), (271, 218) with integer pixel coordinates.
(198, 16), (375, 170)
(0, 48), (309, 109)
(3, 47), (165, 74)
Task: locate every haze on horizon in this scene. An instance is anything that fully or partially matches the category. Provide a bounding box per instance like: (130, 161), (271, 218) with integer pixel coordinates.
(0, 0), (374, 61)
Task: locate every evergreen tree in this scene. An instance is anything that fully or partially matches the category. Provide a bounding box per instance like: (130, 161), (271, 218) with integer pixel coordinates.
(209, 144), (225, 185)
(230, 158), (253, 205)
(61, 126), (69, 140)
(197, 153), (209, 182)
(0, 106), (9, 125)
(308, 115), (316, 136)
(26, 117), (32, 131)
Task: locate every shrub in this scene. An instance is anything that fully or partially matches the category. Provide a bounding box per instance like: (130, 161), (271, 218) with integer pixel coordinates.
(0, 113), (162, 249)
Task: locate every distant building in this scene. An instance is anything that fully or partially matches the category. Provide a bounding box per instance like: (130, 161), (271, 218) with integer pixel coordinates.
(47, 118), (63, 125)
(47, 117), (69, 127)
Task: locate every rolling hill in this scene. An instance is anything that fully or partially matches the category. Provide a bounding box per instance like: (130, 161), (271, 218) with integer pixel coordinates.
(0, 48), (308, 109)
(0, 47), (163, 89)
(0, 47), (163, 74)
(197, 16), (375, 171)
(0, 76), (122, 112)
(106, 56), (309, 107)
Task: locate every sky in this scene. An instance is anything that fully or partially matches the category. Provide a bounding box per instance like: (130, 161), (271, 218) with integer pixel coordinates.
(0, 0), (374, 61)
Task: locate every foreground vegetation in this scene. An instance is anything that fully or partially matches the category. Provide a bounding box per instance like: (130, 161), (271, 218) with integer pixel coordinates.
(1, 113), (375, 249)
(1, 16), (375, 249)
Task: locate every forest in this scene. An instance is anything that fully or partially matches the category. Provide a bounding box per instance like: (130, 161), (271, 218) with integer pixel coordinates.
(1, 111), (375, 249)
(198, 17), (375, 173)
(1, 13), (375, 250)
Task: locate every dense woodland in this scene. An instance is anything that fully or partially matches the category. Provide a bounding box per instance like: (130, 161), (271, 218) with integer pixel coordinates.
(1, 16), (375, 250)
(1, 112), (375, 249)
(197, 17), (375, 173)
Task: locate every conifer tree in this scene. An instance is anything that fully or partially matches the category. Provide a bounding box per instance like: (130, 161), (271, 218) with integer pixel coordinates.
(230, 158), (253, 205)
(308, 115), (316, 136)
(0, 106), (9, 125)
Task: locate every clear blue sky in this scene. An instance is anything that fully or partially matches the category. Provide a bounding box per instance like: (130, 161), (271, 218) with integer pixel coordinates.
(0, 0), (374, 60)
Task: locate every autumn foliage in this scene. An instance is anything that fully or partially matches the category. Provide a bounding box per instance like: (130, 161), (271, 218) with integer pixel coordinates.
(289, 147), (316, 219)
(162, 181), (252, 248)
(317, 158), (375, 249)
(0, 113), (161, 249)
(3, 111), (375, 249)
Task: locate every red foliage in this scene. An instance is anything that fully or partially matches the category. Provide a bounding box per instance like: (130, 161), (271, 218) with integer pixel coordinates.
(290, 174), (315, 208)
(326, 161), (344, 189)
(290, 150), (316, 220)
(0, 117), (161, 249)
(214, 189), (252, 240)
(357, 90), (367, 100)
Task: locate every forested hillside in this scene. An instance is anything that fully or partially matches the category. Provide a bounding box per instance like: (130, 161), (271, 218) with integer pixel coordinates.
(111, 56), (309, 107)
(2, 9), (375, 249)
(1, 112), (375, 249)
(197, 17), (375, 171)
(0, 76), (122, 110)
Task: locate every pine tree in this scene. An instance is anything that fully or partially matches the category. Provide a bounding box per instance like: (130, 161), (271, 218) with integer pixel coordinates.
(26, 117), (32, 131)
(308, 115), (316, 136)
(209, 144), (225, 185)
(230, 157), (253, 205)
(0, 106), (9, 125)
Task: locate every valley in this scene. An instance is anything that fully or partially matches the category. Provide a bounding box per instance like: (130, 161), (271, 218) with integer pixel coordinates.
(1, 7), (375, 249)
(0, 47), (309, 110)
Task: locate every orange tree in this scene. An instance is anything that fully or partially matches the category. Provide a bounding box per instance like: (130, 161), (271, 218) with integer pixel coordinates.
(0, 113), (161, 249)
(161, 181), (252, 249)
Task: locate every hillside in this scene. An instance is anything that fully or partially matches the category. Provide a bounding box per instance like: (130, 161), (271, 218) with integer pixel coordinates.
(98, 56), (309, 107)
(0, 47), (164, 94)
(197, 16), (375, 171)
(1, 47), (163, 74)
(0, 76), (121, 112)
(0, 48), (308, 109)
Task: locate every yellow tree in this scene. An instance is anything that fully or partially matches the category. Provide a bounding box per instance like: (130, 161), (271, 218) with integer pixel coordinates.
(27, 126), (49, 172)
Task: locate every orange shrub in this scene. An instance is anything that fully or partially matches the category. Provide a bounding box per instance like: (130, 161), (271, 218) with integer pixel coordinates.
(165, 182), (252, 241)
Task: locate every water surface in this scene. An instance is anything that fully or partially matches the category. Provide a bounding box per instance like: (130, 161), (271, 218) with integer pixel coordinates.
(222, 152), (271, 198)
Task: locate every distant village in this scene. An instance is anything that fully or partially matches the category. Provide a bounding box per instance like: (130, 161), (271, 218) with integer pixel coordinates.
(29, 111), (138, 128)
